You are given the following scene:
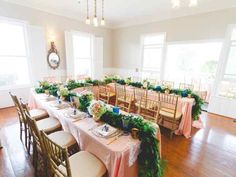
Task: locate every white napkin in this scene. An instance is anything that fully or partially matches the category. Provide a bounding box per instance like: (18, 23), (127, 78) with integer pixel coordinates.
(64, 109), (87, 120)
(95, 124), (117, 137)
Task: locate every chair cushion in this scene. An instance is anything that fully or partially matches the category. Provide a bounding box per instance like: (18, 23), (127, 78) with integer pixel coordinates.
(48, 131), (76, 148)
(58, 151), (106, 177)
(29, 109), (48, 121)
(36, 117), (61, 133)
(159, 108), (182, 120)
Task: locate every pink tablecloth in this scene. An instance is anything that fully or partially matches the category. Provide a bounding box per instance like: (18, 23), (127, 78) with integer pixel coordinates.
(74, 84), (203, 139)
(28, 90), (161, 177)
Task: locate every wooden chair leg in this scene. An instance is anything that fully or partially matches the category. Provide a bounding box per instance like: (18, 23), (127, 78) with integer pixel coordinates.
(24, 124), (28, 150)
(20, 122), (23, 141)
(27, 134), (32, 154)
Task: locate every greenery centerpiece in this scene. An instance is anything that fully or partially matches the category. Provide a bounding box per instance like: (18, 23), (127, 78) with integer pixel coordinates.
(78, 91), (93, 112)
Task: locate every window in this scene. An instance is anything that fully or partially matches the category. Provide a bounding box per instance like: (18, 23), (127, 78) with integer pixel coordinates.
(165, 42), (222, 90)
(141, 33), (165, 80)
(72, 33), (93, 77)
(218, 25), (236, 99)
(0, 19), (30, 88)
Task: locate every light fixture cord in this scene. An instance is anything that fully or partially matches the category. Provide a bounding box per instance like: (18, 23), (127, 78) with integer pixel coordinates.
(94, 0), (97, 17)
(87, 0), (89, 18)
(102, 0), (104, 19)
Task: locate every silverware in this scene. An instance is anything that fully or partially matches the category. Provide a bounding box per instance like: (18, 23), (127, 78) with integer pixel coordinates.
(107, 132), (124, 145)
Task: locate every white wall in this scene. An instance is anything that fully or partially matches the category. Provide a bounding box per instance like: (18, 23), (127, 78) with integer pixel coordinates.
(112, 7), (236, 70)
(0, 1), (112, 108)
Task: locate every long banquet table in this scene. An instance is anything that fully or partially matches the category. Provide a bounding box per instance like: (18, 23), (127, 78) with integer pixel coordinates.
(73, 83), (202, 138)
(28, 90), (161, 177)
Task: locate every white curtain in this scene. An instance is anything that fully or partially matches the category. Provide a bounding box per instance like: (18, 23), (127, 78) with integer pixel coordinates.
(92, 37), (103, 79)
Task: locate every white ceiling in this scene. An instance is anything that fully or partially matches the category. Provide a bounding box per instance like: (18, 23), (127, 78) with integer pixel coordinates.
(3, 0), (236, 28)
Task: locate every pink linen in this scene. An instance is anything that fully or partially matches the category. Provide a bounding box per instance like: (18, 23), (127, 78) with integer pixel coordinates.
(28, 90), (162, 177)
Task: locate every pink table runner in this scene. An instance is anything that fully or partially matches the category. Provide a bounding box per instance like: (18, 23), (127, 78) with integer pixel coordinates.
(28, 90), (161, 177)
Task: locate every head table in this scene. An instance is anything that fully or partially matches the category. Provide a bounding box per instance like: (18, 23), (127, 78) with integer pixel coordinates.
(28, 90), (161, 177)
(73, 83), (203, 139)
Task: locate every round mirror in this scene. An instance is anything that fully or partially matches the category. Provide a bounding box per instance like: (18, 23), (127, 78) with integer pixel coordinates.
(47, 42), (60, 70)
(48, 52), (60, 69)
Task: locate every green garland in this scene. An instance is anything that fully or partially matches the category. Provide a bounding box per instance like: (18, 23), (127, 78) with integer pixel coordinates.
(78, 93), (93, 112)
(35, 77), (204, 120)
(100, 111), (165, 177)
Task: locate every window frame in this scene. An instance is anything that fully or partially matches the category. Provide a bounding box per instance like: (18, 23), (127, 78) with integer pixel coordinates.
(71, 31), (94, 77)
(140, 32), (166, 80)
(214, 24), (236, 99)
(0, 16), (31, 90)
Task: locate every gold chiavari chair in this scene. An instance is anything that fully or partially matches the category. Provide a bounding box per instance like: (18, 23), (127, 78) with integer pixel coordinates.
(138, 96), (160, 123)
(115, 84), (134, 113)
(179, 83), (194, 90)
(98, 84), (116, 104)
(134, 87), (148, 112)
(41, 131), (107, 177)
(161, 80), (174, 88)
(24, 109), (79, 176)
(20, 101), (62, 154)
(9, 92), (49, 152)
(158, 93), (182, 138)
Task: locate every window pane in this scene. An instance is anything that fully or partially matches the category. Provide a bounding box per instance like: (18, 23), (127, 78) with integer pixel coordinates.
(231, 28), (236, 40)
(0, 22), (26, 56)
(224, 46), (236, 78)
(141, 71), (160, 81)
(73, 35), (91, 58)
(0, 57), (30, 86)
(74, 59), (91, 76)
(165, 42), (222, 89)
(218, 81), (236, 99)
(143, 47), (162, 71)
(144, 34), (165, 45)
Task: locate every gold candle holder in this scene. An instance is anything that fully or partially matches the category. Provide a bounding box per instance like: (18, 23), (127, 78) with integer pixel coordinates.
(131, 128), (139, 139)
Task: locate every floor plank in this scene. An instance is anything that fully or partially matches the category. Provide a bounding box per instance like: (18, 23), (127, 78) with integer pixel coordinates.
(0, 107), (235, 177)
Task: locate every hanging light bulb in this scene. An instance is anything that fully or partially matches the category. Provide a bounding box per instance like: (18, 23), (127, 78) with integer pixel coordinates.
(93, 16), (98, 27)
(189, 0), (198, 7)
(93, 0), (98, 27)
(86, 17), (91, 25)
(85, 0), (90, 24)
(101, 18), (105, 26)
(172, 0), (180, 8)
(100, 0), (105, 26)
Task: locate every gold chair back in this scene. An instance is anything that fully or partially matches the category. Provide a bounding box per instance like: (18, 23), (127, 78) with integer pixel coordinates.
(134, 87), (147, 102)
(98, 84), (114, 103)
(138, 97), (159, 123)
(115, 84), (134, 112)
(41, 131), (71, 177)
(159, 93), (179, 118)
(9, 92), (25, 123)
(22, 104), (41, 149)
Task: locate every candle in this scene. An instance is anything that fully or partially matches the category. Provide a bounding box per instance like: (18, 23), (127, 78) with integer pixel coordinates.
(113, 106), (120, 114)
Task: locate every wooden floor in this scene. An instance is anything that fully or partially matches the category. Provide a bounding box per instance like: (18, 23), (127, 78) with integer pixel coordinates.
(0, 107), (236, 177)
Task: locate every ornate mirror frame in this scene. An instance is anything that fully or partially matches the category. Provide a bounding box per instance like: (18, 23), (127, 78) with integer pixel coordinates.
(47, 42), (60, 70)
